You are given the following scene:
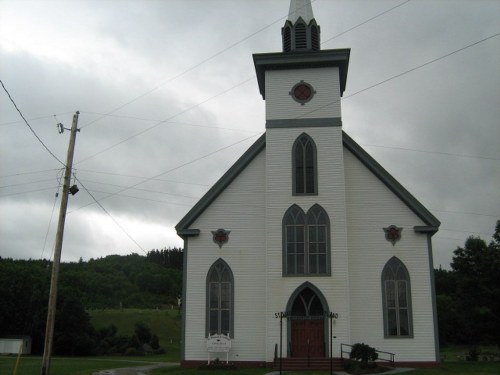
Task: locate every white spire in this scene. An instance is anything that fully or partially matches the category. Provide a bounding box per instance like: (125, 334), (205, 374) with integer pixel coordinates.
(288, 0), (315, 24)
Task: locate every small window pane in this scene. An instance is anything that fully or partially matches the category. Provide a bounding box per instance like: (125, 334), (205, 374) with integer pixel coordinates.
(309, 254), (317, 273)
(309, 242), (317, 254)
(220, 283), (230, 309)
(297, 255), (305, 273)
(305, 168), (314, 193)
(210, 284), (219, 308)
(209, 311), (219, 333)
(318, 255), (326, 273)
(296, 227), (305, 242)
(287, 255), (296, 274)
(386, 281), (396, 308)
(398, 281), (407, 307)
(310, 226), (317, 242)
(387, 309), (397, 336)
(296, 242), (304, 254)
(220, 310), (230, 334)
(399, 309), (409, 336)
(296, 168), (304, 193)
(318, 226), (326, 242)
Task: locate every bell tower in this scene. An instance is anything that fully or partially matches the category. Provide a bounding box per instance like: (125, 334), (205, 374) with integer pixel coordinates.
(253, 1), (350, 127)
(255, 1), (353, 359)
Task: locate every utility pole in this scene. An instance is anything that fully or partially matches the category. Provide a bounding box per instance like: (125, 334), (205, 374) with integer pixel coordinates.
(40, 111), (80, 375)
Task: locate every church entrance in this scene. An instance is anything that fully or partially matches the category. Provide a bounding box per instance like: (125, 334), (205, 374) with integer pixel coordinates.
(289, 286), (326, 357)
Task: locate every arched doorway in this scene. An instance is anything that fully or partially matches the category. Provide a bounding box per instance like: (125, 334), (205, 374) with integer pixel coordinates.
(287, 283), (328, 358)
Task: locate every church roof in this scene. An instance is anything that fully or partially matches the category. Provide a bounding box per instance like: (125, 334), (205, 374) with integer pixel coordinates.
(175, 132), (440, 236)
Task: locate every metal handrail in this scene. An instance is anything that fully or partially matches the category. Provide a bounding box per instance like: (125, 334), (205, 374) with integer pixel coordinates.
(340, 343), (395, 367)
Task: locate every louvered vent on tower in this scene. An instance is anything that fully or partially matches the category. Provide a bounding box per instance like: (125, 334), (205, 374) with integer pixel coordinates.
(311, 24), (320, 51)
(281, 17), (321, 52)
(283, 26), (292, 52)
(295, 22), (307, 49)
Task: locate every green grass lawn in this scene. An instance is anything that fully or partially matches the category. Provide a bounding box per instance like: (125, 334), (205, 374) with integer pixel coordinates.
(88, 307), (181, 361)
(0, 356), (159, 375)
(150, 361), (500, 375)
(2, 357), (499, 375)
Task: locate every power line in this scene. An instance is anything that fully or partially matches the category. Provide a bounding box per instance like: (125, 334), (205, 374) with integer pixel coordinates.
(69, 132), (261, 213)
(75, 168), (211, 187)
(362, 143), (500, 161)
(74, 177), (147, 254)
(342, 33), (500, 101)
(79, 112), (257, 134)
(0, 186), (59, 197)
(297, 32), (500, 119)
(430, 208), (499, 219)
(0, 178), (60, 189)
(78, 0), (318, 130)
(81, 179), (199, 200)
(75, 77), (255, 164)
(440, 228), (494, 237)
(0, 168), (62, 179)
(40, 173), (63, 259)
(321, 0), (411, 45)
(0, 112), (74, 127)
(0, 79), (65, 167)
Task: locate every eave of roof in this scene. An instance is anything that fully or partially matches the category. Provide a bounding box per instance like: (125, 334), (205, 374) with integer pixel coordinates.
(175, 131), (440, 235)
(342, 132), (440, 231)
(175, 133), (266, 235)
(253, 49), (350, 99)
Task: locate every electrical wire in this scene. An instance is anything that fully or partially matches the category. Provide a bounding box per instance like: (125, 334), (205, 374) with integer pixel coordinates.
(40, 170), (64, 259)
(0, 112), (74, 127)
(0, 79), (65, 167)
(75, 77), (255, 164)
(74, 176), (147, 254)
(78, 0), (318, 130)
(321, 0), (411, 46)
(362, 143), (500, 161)
(69, 132), (261, 213)
(298, 32), (500, 121)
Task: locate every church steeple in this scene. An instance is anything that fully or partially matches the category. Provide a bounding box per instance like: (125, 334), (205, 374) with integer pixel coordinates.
(282, 0), (320, 52)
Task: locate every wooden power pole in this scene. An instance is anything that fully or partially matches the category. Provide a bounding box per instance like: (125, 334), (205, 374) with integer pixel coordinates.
(40, 111), (80, 375)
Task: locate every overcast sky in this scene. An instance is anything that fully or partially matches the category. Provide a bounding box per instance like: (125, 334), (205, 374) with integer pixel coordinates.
(1, 0), (499, 268)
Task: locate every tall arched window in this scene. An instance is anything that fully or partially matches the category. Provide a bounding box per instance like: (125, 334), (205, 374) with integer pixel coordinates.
(206, 259), (234, 337)
(283, 204), (330, 276)
(382, 257), (413, 337)
(292, 133), (317, 195)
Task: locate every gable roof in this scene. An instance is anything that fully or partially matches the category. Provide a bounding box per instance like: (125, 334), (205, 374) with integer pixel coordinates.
(175, 131), (440, 236)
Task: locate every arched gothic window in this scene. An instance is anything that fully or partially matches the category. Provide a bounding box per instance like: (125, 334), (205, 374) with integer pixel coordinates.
(382, 257), (413, 337)
(292, 133), (317, 195)
(206, 259), (234, 337)
(283, 204), (330, 276)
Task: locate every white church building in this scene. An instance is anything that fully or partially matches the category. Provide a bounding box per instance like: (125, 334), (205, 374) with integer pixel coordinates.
(176, 0), (440, 369)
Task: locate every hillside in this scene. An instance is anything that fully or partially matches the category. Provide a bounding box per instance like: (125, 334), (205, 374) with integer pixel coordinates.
(0, 249), (182, 354)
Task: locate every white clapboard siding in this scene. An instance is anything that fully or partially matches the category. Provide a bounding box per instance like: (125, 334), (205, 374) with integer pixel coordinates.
(184, 151), (267, 362)
(344, 148), (437, 362)
(265, 67), (341, 120)
(264, 126), (351, 360)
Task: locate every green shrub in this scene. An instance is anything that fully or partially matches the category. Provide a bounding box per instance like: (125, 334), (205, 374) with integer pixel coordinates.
(349, 343), (379, 369)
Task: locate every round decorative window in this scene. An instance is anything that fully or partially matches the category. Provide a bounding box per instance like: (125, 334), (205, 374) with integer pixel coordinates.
(290, 81), (315, 105)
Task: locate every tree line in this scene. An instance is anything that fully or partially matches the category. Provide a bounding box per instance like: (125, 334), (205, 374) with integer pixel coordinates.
(0, 247), (182, 354)
(435, 220), (500, 349)
(1, 223), (499, 356)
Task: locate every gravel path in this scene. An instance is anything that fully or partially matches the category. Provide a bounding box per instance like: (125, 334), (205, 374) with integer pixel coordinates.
(93, 362), (178, 375)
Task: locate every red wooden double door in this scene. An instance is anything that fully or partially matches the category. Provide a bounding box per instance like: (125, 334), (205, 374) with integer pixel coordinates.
(291, 318), (325, 357)
(289, 286), (326, 357)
